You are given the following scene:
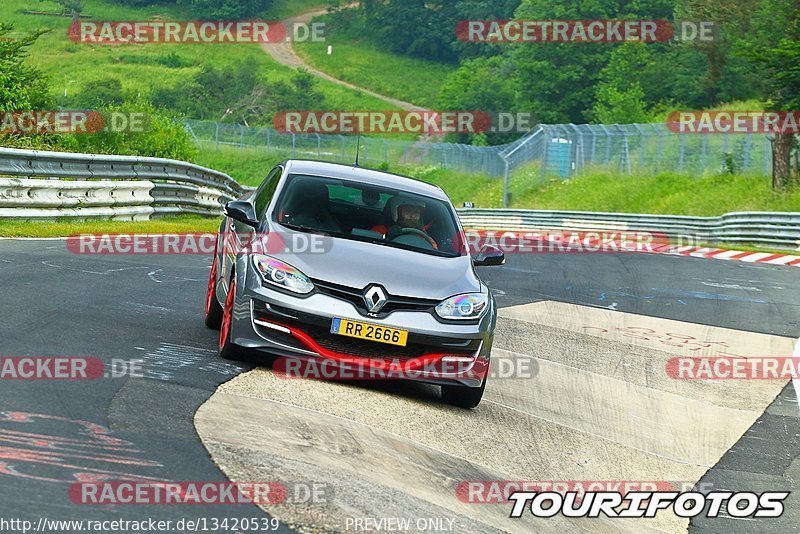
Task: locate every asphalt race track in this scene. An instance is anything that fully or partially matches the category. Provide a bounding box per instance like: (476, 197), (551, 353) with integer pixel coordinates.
(1, 239), (798, 533)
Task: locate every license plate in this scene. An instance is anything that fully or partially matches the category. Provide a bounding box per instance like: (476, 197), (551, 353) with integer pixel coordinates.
(330, 318), (408, 347)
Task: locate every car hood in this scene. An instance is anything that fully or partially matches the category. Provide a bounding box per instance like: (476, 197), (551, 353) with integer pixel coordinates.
(266, 229), (482, 300)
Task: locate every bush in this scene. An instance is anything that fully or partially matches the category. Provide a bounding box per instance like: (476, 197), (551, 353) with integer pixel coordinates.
(62, 100), (198, 161)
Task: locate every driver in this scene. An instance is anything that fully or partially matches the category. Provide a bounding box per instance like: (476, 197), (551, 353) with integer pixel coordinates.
(386, 199), (438, 249)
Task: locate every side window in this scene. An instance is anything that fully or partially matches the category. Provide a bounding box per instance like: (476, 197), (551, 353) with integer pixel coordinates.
(253, 166), (282, 216)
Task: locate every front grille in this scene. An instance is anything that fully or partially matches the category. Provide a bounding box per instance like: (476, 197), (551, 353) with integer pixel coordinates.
(252, 299), (481, 362)
(312, 279), (438, 318)
(302, 324), (432, 360)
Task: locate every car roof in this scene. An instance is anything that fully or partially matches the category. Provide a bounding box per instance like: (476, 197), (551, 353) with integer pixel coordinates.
(281, 160), (449, 201)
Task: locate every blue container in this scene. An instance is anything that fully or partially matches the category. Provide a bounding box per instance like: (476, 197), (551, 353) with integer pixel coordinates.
(548, 137), (573, 178)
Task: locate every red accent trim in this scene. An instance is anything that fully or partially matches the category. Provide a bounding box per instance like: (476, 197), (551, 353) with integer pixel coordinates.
(267, 320), (458, 372)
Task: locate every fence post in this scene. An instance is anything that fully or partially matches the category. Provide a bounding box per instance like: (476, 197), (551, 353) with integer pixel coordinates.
(764, 136), (771, 174)
(540, 125), (550, 182)
(743, 133), (752, 170)
(215, 122), (220, 149)
(316, 134), (321, 158)
(700, 135), (708, 170)
(501, 155), (510, 208)
(239, 124), (244, 147)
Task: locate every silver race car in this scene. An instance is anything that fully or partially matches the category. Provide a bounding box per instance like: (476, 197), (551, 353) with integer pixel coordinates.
(205, 160), (504, 408)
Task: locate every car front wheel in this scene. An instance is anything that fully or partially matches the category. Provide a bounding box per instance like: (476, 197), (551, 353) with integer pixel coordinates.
(219, 275), (243, 361)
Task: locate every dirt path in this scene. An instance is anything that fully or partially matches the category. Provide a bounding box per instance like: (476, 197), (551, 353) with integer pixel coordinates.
(262, 7), (428, 111)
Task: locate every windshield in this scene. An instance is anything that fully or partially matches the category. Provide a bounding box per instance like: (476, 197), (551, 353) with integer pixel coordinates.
(273, 173), (465, 257)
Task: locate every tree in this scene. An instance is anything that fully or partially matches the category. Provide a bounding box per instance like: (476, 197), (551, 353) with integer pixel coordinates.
(746, 0), (800, 188)
(438, 56), (519, 144)
(756, 37), (800, 188)
(0, 24), (53, 111)
(507, 0), (675, 123)
(679, 0), (800, 188)
(591, 43), (652, 123)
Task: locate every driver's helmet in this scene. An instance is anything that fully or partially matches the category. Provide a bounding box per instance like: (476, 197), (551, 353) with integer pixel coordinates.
(390, 196), (425, 225)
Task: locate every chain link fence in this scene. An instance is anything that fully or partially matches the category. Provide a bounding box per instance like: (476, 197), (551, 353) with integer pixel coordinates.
(185, 119), (774, 205)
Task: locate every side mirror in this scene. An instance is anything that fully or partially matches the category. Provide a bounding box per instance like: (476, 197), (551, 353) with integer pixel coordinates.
(473, 245), (505, 266)
(224, 200), (259, 228)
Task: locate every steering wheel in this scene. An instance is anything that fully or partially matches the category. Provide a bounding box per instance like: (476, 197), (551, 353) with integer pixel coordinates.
(392, 228), (438, 249)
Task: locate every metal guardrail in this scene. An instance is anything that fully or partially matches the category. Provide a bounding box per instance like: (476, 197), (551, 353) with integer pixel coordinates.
(0, 147), (250, 220)
(457, 209), (800, 250)
(0, 147), (796, 251)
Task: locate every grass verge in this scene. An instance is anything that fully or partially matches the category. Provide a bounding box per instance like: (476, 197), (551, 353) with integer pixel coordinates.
(0, 215), (221, 237)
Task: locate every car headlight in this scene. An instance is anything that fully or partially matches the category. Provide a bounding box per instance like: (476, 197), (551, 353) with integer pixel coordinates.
(435, 293), (488, 320)
(252, 255), (314, 294)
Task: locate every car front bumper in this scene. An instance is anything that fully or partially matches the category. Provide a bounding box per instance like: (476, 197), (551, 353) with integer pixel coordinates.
(226, 260), (495, 388)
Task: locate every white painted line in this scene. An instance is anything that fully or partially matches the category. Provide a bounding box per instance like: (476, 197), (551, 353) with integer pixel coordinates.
(0, 236), (69, 241)
(712, 249), (746, 260)
(769, 255), (800, 265)
(738, 252), (773, 263)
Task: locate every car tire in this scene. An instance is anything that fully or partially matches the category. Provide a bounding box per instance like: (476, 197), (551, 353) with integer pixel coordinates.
(441, 378), (486, 409)
(219, 274), (243, 361)
(204, 250), (223, 330)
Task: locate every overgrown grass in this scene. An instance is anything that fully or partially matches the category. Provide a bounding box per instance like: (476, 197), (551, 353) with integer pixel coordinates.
(5, 0), (390, 112)
(194, 144), (800, 215)
(0, 215), (221, 237)
(195, 142), (291, 186)
(295, 24), (455, 108)
(506, 168), (800, 215)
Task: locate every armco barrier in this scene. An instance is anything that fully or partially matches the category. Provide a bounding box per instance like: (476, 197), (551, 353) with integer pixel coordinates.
(0, 147), (249, 220)
(458, 209), (800, 250)
(0, 147), (797, 251)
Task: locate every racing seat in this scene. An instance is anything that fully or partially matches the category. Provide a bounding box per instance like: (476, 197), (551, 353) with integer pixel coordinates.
(280, 181), (342, 233)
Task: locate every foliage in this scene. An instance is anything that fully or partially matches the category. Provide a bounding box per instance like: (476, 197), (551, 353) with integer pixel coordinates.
(62, 100), (198, 161)
(0, 23), (54, 110)
(152, 65), (325, 125)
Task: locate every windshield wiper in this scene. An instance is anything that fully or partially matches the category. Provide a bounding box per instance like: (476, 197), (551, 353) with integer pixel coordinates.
(279, 221), (326, 234)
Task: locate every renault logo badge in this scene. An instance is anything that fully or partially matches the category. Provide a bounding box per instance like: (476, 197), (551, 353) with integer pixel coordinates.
(364, 285), (388, 313)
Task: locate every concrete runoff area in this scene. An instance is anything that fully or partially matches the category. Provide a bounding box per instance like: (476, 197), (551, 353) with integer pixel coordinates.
(195, 301), (796, 532)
